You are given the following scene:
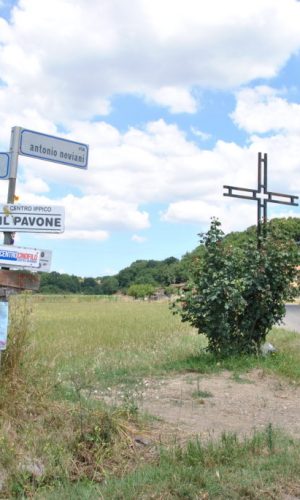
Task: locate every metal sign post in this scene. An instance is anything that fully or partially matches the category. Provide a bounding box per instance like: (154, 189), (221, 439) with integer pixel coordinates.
(4, 127), (21, 245)
(0, 125), (89, 365)
(223, 152), (299, 246)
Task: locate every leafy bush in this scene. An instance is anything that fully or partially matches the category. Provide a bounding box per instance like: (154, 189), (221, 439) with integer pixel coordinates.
(175, 218), (300, 356)
(127, 283), (155, 299)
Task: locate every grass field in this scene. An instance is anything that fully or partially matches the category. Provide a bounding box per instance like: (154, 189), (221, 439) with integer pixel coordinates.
(0, 295), (300, 498)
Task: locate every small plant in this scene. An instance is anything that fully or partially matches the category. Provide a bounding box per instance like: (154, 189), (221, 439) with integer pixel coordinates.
(192, 389), (213, 399)
(266, 423), (275, 453)
(231, 373), (254, 384)
(192, 378), (213, 399)
(68, 370), (95, 437)
(121, 391), (139, 417)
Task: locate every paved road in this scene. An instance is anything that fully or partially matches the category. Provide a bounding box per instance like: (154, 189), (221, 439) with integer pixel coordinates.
(282, 304), (300, 333)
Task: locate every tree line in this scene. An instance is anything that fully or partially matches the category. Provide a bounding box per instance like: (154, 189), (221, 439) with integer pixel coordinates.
(39, 217), (300, 295)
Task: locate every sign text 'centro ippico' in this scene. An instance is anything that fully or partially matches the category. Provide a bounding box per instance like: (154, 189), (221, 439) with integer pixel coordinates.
(0, 204), (65, 233)
(19, 128), (89, 169)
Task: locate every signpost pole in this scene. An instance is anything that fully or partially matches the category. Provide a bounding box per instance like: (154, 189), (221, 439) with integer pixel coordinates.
(4, 127), (21, 245)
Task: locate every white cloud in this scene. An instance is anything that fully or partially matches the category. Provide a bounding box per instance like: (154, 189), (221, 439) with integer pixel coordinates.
(10, 188), (151, 240)
(232, 86), (300, 133)
(148, 87), (198, 113)
(21, 176), (49, 194)
(58, 229), (109, 241)
(132, 234), (147, 243)
(162, 200), (259, 233)
(62, 194), (150, 232)
(0, 0), (300, 119)
(101, 267), (118, 276)
(190, 127), (211, 141)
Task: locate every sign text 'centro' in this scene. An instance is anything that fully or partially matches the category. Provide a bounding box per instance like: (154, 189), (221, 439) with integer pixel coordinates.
(0, 204), (65, 233)
(0, 245), (40, 268)
(19, 129), (89, 169)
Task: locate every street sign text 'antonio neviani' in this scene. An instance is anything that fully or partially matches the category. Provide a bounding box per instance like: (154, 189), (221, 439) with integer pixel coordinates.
(19, 128), (89, 169)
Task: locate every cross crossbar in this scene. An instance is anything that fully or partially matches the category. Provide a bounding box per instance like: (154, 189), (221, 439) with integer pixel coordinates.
(224, 185), (298, 206)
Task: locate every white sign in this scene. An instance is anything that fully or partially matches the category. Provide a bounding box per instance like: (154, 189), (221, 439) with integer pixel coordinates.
(19, 128), (89, 169)
(0, 204), (65, 233)
(0, 153), (10, 179)
(7, 248), (52, 273)
(37, 249), (52, 272)
(0, 244), (40, 268)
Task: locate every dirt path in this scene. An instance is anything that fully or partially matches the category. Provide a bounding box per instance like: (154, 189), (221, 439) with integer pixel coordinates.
(103, 369), (300, 441)
(138, 369), (300, 441)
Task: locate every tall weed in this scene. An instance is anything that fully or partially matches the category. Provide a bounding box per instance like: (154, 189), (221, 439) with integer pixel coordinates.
(1, 293), (33, 382)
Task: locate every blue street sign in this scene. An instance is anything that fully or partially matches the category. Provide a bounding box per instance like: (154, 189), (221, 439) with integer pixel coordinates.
(0, 153), (10, 179)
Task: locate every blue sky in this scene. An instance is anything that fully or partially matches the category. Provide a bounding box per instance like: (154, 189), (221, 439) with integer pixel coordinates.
(0, 0), (300, 277)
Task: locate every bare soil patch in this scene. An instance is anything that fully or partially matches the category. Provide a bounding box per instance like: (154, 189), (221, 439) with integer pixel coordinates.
(142, 369), (300, 441)
(102, 369), (300, 442)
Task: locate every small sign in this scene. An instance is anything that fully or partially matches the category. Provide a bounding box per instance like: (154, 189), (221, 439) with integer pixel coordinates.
(0, 270), (40, 291)
(0, 245), (40, 268)
(36, 249), (52, 273)
(19, 128), (89, 169)
(0, 302), (8, 350)
(8, 248), (52, 273)
(0, 204), (65, 233)
(0, 153), (10, 179)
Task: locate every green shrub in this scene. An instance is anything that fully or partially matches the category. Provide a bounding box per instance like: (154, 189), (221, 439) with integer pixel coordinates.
(127, 284), (155, 299)
(175, 218), (299, 356)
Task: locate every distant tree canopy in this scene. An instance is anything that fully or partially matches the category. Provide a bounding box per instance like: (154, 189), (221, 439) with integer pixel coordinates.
(116, 257), (189, 290)
(39, 217), (300, 295)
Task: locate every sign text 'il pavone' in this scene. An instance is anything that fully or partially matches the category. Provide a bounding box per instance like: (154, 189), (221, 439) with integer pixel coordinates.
(0, 204), (65, 233)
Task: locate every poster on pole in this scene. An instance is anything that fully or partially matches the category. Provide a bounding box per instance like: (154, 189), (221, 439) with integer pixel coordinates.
(0, 301), (8, 350)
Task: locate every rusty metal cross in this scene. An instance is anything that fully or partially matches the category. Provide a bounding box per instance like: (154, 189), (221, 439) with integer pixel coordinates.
(223, 152), (299, 242)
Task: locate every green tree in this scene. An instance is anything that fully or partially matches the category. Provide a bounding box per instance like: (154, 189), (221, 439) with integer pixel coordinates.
(80, 277), (101, 295)
(175, 218), (299, 356)
(127, 284), (155, 299)
(100, 276), (119, 295)
(40, 272), (81, 294)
